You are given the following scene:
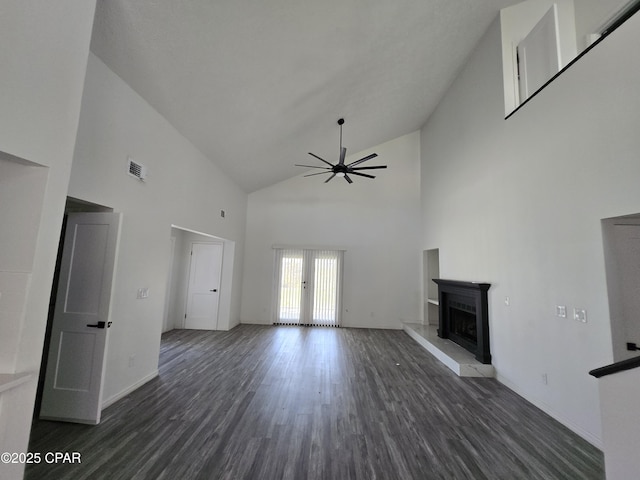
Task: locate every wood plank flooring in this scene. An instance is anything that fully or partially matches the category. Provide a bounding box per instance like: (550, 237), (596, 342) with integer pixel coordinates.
(26, 325), (604, 479)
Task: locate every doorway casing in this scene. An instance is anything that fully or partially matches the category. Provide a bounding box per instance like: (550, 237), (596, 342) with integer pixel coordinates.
(165, 225), (236, 332)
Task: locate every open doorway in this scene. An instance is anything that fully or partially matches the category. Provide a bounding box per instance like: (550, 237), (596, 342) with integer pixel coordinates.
(163, 226), (235, 332)
(34, 198), (120, 423)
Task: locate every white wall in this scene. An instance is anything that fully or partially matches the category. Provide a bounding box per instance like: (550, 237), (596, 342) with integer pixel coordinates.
(241, 131), (422, 329)
(0, 2), (97, 478)
(598, 365), (640, 479)
(420, 11), (640, 446)
(67, 54), (247, 407)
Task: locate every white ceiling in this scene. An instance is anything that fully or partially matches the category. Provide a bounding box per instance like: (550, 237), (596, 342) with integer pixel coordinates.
(90, 0), (520, 192)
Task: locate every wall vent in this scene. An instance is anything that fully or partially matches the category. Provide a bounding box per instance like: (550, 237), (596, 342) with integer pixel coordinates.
(127, 157), (147, 181)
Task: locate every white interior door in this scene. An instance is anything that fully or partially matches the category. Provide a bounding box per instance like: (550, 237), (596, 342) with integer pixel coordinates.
(517, 5), (560, 102)
(40, 212), (121, 424)
(184, 242), (223, 330)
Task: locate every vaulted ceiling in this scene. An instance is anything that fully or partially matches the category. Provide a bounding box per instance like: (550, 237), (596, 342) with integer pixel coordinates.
(90, 0), (521, 192)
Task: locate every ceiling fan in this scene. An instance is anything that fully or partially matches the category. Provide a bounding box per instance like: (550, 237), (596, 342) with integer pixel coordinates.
(296, 118), (387, 184)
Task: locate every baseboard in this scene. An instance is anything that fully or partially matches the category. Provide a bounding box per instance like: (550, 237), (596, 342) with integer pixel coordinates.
(344, 323), (403, 330)
(240, 320), (403, 330)
(495, 373), (603, 449)
(101, 370), (159, 410)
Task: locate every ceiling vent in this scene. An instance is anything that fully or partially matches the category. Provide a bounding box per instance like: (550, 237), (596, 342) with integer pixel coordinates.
(127, 157), (147, 181)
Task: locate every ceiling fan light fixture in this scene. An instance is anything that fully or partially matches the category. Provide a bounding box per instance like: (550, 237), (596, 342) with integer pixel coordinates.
(295, 118), (387, 184)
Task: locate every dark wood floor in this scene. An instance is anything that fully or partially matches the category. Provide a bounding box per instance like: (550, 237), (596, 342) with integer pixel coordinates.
(27, 325), (604, 479)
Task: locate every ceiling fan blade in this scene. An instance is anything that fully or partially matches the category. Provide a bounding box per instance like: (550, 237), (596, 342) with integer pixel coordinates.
(349, 171), (375, 179)
(308, 152), (335, 168)
(324, 173), (337, 183)
(338, 147), (346, 165)
(303, 171), (332, 177)
(295, 164), (331, 169)
(350, 165), (387, 171)
(344, 173), (353, 184)
(346, 153), (378, 168)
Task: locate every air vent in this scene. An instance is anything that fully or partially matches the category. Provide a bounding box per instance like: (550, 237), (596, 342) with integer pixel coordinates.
(127, 157), (147, 181)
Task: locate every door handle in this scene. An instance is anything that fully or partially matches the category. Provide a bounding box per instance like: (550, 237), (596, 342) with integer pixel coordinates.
(86, 321), (112, 329)
(210, 289), (218, 292)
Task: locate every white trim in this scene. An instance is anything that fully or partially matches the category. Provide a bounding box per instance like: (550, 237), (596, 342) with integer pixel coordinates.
(593, 0), (640, 35)
(495, 373), (603, 448)
(171, 224), (223, 241)
(0, 372), (34, 394)
(101, 370), (158, 409)
(272, 244), (347, 251)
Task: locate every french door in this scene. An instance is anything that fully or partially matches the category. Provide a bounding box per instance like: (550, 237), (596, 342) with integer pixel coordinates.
(273, 248), (343, 326)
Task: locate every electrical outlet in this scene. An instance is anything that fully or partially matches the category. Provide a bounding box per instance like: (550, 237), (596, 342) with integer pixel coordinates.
(573, 308), (587, 323)
(137, 288), (149, 299)
(542, 373), (548, 385)
(556, 305), (567, 318)
(128, 355), (136, 368)
(504, 296), (510, 306)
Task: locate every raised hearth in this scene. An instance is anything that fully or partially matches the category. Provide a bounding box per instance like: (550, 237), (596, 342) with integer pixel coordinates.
(434, 279), (491, 364)
(403, 323), (494, 377)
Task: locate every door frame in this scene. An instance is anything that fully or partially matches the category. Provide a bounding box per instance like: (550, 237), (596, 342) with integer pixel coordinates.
(602, 214), (640, 362)
(166, 225), (236, 332)
(35, 198), (115, 421)
(273, 248), (344, 326)
(38, 208), (121, 424)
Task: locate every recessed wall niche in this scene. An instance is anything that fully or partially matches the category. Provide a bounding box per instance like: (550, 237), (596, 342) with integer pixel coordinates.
(423, 248), (440, 325)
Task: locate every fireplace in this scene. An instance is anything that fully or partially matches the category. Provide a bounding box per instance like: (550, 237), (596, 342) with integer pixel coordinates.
(433, 279), (491, 364)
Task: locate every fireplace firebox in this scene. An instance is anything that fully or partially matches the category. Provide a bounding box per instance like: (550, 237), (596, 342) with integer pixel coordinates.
(433, 279), (491, 364)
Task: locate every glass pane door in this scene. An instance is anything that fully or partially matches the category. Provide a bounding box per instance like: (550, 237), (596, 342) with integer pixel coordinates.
(274, 249), (342, 326)
(277, 250), (304, 323)
(310, 252), (340, 325)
